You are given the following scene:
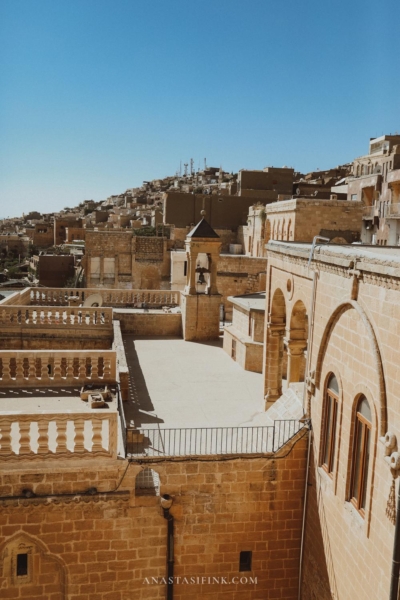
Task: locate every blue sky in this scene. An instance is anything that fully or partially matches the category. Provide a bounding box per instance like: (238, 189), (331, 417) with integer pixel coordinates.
(1, 0), (399, 217)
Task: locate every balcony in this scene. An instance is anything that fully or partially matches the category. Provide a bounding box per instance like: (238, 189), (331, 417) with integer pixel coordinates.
(386, 203), (400, 218)
(125, 420), (304, 458)
(362, 205), (379, 219)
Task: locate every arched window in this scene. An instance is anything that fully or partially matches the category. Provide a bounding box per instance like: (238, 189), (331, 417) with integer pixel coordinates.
(321, 374), (339, 474)
(350, 396), (372, 514)
(135, 468), (160, 496)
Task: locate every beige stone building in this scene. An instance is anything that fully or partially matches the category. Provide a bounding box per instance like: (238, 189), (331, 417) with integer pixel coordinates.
(264, 240), (400, 599)
(0, 222), (308, 599)
(84, 230), (170, 290)
(348, 134), (400, 245)
(266, 197), (363, 244)
(223, 292), (265, 373)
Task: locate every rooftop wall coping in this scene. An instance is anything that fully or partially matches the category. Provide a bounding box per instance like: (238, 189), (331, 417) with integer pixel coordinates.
(267, 241), (400, 276)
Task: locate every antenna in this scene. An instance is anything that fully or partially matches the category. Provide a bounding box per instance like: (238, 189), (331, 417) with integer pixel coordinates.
(184, 163), (188, 177)
(180, 161), (182, 177)
(190, 158), (194, 176)
(204, 158), (207, 170)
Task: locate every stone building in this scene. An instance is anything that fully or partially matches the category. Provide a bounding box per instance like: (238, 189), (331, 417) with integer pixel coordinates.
(0, 223), (309, 598)
(223, 292), (265, 373)
(84, 230), (170, 290)
(32, 222), (54, 248)
(263, 239), (400, 599)
(29, 254), (76, 288)
(237, 167), (294, 199)
(349, 134), (400, 245)
(266, 197), (363, 244)
(171, 250), (266, 321)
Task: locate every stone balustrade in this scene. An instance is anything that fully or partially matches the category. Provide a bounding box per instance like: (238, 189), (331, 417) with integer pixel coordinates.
(0, 412), (118, 460)
(0, 306), (112, 328)
(0, 350), (116, 387)
(26, 288), (181, 308)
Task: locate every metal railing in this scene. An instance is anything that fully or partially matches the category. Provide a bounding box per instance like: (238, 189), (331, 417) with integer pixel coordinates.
(125, 420), (303, 459)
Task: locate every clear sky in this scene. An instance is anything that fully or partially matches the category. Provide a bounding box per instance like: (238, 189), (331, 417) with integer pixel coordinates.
(1, 0), (399, 218)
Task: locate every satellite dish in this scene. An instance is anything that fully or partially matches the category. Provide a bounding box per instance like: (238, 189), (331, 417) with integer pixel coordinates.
(83, 293), (103, 308)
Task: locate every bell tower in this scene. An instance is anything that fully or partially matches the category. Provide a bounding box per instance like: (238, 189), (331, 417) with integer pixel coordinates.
(181, 212), (222, 341)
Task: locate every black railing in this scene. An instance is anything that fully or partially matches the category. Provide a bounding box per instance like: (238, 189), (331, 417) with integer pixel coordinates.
(125, 420), (303, 459)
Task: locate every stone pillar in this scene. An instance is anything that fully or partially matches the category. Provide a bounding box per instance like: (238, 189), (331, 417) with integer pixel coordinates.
(264, 324), (285, 409)
(287, 340), (307, 384)
(185, 251), (198, 294)
(208, 254), (219, 295)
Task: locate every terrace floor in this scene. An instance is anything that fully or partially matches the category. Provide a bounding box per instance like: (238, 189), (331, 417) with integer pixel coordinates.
(122, 335), (266, 429)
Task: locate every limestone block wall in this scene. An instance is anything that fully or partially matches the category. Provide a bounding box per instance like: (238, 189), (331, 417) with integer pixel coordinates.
(223, 325), (263, 373)
(266, 242), (400, 599)
(84, 231), (170, 290)
(267, 199), (363, 243)
(181, 294), (221, 341)
(0, 432), (308, 600)
(114, 311), (182, 338)
(217, 256), (267, 320)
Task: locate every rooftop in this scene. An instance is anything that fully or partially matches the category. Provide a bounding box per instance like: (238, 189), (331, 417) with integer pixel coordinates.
(228, 292), (266, 312)
(267, 241), (400, 273)
(122, 335), (266, 429)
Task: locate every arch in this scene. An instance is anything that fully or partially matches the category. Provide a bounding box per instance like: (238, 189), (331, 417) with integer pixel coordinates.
(135, 468), (160, 496)
(0, 532), (67, 598)
(282, 219), (286, 241)
(287, 300), (308, 383)
(265, 288), (287, 403)
(314, 301), (387, 436)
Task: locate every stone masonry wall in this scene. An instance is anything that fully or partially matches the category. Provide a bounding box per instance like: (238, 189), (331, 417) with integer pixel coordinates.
(217, 256), (267, 320)
(266, 243), (400, 599)
(0, 432), (307, 600)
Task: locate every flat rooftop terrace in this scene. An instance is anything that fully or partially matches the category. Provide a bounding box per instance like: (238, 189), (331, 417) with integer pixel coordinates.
(122, 335), (265, 429)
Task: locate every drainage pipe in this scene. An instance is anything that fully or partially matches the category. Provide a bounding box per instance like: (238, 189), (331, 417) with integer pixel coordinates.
(161, 494), (174, 600)
(389, 479), (400, 600)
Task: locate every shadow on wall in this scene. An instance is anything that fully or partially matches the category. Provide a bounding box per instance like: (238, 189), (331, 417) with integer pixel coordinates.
(301, 444), (336, 600)
(122, 336), (164, 428)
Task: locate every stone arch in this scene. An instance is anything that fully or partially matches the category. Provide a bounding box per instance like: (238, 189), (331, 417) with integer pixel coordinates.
(0, 532), (67, 598)
(330, 237), (347, 244)
(135, 467), (161, 496)
(314, 301), (387, 436)
(265, 288), (287, 404)
(282, 219), (286, 241)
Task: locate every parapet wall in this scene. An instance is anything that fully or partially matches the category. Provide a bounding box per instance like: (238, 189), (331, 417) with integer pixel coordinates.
(0, 431), (308, 599)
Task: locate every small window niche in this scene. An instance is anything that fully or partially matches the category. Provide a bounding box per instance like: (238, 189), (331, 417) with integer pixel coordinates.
(239, 550), (252, 572)
(16, 553), (28, 577)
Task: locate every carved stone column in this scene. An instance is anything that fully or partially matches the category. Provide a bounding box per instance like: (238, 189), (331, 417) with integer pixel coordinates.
(264, 323), (285, 408)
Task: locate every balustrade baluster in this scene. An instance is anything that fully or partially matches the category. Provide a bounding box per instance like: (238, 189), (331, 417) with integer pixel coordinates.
(91, 358), (99, 380)
(56, 420), (68, 453)
(2, 358), (11, 383)
(78, 358), (86, 381)
(41, 359), (48, 382)
(66, 357), (74, 381)
(53, 357), (62, 382)
(0, 420), (12, 455)
(19, 421), (32, 455)
(103, 358), (111, 380)
(37, 420), (49, 454)
(92, 418), (103, 452)
(15, 357), (24, 382)
(74, 418), (85, 453)
(28, 357), (36, 381)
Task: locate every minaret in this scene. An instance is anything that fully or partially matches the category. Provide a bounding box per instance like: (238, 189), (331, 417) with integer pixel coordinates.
(181, 211), (222, 341)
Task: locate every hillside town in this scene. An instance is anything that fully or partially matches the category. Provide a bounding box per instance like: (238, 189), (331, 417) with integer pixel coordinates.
(1, 133), (400, 599)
